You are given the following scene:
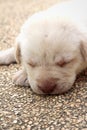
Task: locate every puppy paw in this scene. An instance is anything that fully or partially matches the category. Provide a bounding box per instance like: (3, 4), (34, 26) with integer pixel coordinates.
(13, 70), (29, 87)
(0, 48), (16, 65)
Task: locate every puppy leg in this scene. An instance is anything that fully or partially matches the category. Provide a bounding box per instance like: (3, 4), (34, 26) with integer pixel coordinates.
(0, 47), (16, 65)
(13, 69), (29, 87)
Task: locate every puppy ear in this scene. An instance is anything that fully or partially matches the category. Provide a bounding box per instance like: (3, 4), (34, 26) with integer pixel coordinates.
(15, 41), (21, 64)
(80, 41), (87, 62)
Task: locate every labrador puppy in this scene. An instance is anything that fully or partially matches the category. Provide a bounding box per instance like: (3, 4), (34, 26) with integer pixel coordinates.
(0, 0), (87, 94)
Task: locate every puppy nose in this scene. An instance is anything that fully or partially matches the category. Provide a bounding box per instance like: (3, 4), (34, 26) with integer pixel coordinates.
(38, 80), (56, 94)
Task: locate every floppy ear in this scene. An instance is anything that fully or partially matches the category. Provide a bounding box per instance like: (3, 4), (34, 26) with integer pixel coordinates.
(80, 41), (87, 62)
(15, 41), (21, 64)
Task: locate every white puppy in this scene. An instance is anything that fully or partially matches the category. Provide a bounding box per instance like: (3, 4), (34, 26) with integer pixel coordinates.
(0, 0), (87, 94)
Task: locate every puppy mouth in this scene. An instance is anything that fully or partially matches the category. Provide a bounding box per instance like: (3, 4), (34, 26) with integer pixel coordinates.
(52, 83), (73, 94)
(29, 78), (74, 94)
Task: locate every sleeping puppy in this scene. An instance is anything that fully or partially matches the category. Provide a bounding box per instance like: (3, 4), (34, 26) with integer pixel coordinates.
(0, 0), (87, 94)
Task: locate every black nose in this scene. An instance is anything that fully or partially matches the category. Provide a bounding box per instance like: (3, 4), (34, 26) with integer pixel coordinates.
(38, 82), (56, 94)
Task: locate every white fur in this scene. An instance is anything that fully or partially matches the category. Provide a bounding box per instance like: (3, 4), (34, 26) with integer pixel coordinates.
(0, 0), (87, 94)
(0, 48), (15, 65)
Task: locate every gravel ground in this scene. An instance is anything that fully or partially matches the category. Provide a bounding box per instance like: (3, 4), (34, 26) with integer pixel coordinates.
(0, 0), (87, 130)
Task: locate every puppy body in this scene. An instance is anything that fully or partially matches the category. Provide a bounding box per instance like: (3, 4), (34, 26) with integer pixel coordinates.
(0, 0), (87, 94)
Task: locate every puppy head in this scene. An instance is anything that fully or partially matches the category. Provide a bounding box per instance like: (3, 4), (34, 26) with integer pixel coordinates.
(15, 19), (87, 94)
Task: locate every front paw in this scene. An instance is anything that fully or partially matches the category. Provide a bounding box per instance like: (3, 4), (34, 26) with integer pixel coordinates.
(13, 70), (29, 87)
(0, 48), (16, 65)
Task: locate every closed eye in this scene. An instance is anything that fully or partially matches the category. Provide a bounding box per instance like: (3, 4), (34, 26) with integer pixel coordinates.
(55, 59), (73, 67)
(56, 61), (67, 67)
(28, 61), (36, 68)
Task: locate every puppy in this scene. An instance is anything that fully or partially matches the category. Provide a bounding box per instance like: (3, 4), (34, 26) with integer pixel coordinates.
(0, 0), (87, 94)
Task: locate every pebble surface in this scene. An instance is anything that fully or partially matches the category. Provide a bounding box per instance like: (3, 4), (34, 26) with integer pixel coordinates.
(0, 0), (87, 130)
